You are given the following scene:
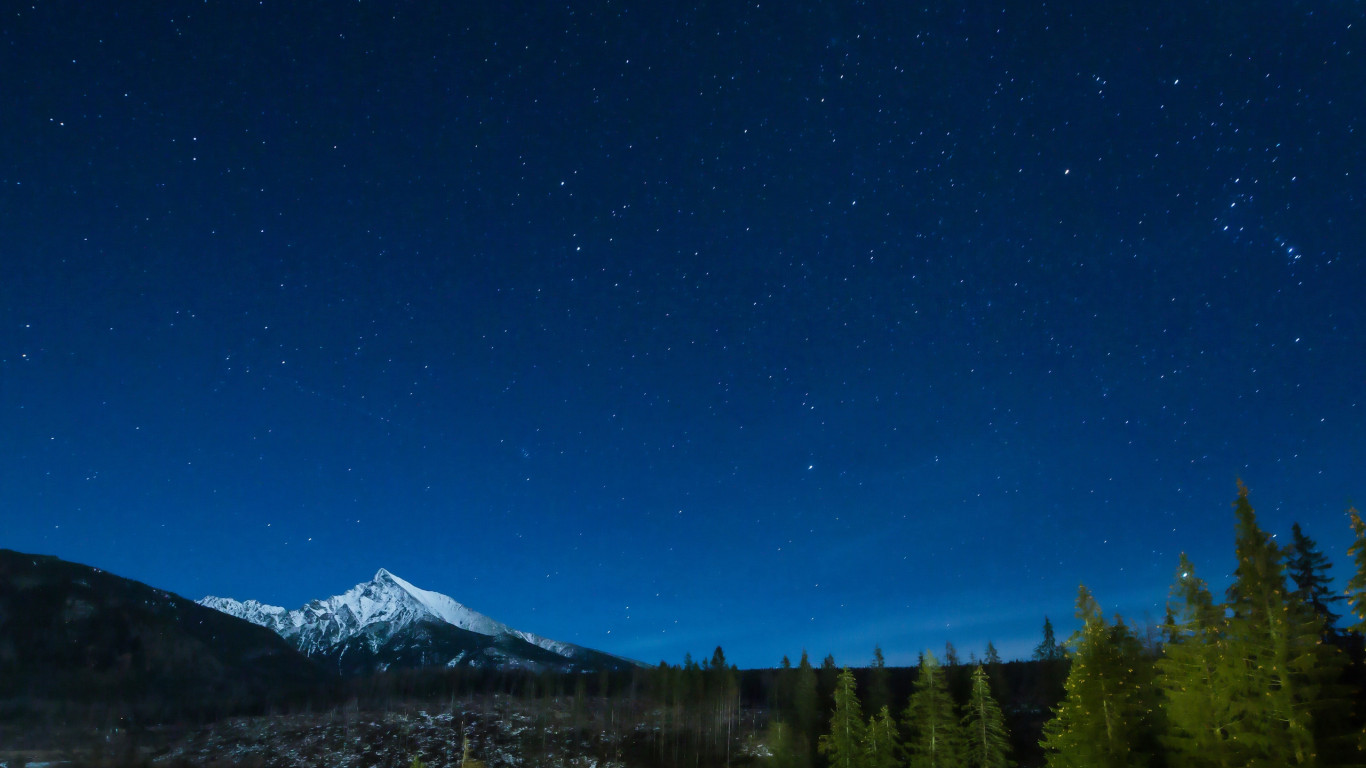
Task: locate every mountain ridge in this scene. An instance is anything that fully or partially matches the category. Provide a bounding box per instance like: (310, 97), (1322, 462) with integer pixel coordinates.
(199, 569), (637, 676)
(0, 548), (330, 729)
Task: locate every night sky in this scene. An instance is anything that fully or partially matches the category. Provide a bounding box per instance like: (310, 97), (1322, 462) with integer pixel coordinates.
(3, 2), (1363, 669)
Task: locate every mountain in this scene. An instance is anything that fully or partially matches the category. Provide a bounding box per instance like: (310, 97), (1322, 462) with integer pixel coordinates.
(0, 549), (330, 727)
(199, 568), (637, 676)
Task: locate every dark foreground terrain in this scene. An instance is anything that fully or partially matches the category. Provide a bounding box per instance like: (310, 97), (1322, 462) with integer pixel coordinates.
(0, 697), (769, 768)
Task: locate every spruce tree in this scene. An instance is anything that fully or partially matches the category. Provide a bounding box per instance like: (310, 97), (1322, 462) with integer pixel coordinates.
(903, 650), (962, 768)
(866, 646), (891, 717)
(794, 651), (821, 756)
(983, 642), (1002, 666)
(710, 646), (738, 756)
(819, 654), (840, 717)
(962, 664), (1012, 768)
(944, 641), (960, 667)
(983, 641), (1008, 702)
(818, 668), (866, 768)
(1032, 616), (1068, 710)
(766, 720), (809, 768)
(1034, 617), (1065, 661)
(1346, 507), (1366, 634)
(1348, 507), (1366, 752)
(1222, 482), (1341, 766)
(1286, 522), (1344, 633)
(775, 655), (796, 723)
(1039, 585), (1157, 768)
(1157, 553), (1239, 768)
(863, 706), (899, 768)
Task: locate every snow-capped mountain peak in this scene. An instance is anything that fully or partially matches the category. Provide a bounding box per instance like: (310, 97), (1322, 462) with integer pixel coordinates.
(197, 569), (623, 675)
(375, 569), (511, 636)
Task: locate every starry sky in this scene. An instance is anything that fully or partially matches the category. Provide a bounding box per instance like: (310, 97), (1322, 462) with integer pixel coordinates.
(3, 1), (1363, 669)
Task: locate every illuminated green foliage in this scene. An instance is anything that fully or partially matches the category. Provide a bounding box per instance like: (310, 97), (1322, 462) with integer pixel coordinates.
(962, 665), (1013, 768)
(818, 667), (866, 768)
(1157, 554), (1238, 767)
(1040, 585), (1157, 768)
(1219, 483), (1341, 766)
(1347, 507), (1366, 634)
(903, 650), (962, 768)
(863, 705), (899, 768)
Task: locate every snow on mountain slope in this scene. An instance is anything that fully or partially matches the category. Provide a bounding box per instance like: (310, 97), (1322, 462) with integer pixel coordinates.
(378, 569), (509, 636)
(197, 569), (606, 668)
(197, 596), (293, 634)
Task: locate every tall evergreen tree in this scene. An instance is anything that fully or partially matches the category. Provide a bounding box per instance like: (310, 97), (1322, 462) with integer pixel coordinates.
(983, 642), (1002, 666)
(866, 646), (891, 717)
(1157, 553), (1238, 768)
(903, 650), (962, 768)
(962, 665), (1013, 768)
(1286, 522), (1344, 633)
(1348, 506), (1366, 752)
(1033, 617), (1065, 661)
(1032, 616), (1069, 710)
(709, 646), (738, 757)
(1222, 482), (1342, 766)
(819, 654), (840, 715)
(794, 651), (821, 753)
(863, 706), (899, 768)
(775, 655), (796, 723)
(818, 668), (866, 768)
(1040, 585), (1157, 768)
(1346, 507), (1366, 634)
(983, 641), (1008, 702)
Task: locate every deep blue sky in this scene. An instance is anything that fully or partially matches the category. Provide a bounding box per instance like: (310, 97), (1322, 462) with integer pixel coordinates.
(3, 1), (1362, 668)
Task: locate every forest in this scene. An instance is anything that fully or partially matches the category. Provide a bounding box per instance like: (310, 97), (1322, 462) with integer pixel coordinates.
(344, 483), (1366, 768)
(755, 482), (1366, 768)
(4, 483), (1365, 768)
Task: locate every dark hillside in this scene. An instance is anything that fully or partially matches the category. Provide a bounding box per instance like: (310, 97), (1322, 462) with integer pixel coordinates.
(0, 549), (334, 746)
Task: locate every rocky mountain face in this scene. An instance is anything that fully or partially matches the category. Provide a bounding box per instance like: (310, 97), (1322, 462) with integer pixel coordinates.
(199, 568), (635, 676)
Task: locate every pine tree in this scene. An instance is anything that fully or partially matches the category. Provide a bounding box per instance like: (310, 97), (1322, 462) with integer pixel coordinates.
(983, 642), (1002, 666)
(866, 646), (891, 717)
(775, 655), (796, 723)
(765, 720), (809, 768)
(944, 641), (960, 667)
(1161, 603), (1178, 645)
(1221, 482), (1341, 766)
(1346, 507), (1366, 634)
(794, 651), (821, 756)
(903, 650), (962, 768)
(1348, 507), (1366, 754)
(819, 654), (840, 717)
(1032, 616), (1068, 710)
(1157, 553), (1239, 768)
(819, 668), (866, 768)
(983, 641), (1009, 702)
(710, 646), (738, 761)
(1286, 522), (1344, 633)
(1033, 617), (1065, 661)
(962, 665), (1012, 768)
(1040, 585), (1157, 768)
(863, 706), (899, 768)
